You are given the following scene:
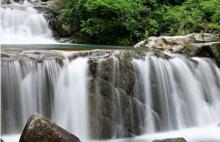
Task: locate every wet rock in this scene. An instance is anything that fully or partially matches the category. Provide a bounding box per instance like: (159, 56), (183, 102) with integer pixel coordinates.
(87, 52), (145, 139)
(19, 113), (80, 142)
(192, 42), (220, 67)
(1, 139), (5, 142)
(152, 137), (187, 142)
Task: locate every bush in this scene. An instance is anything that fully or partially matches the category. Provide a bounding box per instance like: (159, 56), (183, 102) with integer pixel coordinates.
(79, 0), (149, 45)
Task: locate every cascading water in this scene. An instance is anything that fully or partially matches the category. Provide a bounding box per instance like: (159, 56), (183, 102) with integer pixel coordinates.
(1, 49), (220, 142)
(1, 51), (90, 141)
(53, 57), (89, 141)
(3, 0), (219, 141)
(0, 0), (56, 44)
(1, 58), (61, 134)
(133, 55), (220, 133)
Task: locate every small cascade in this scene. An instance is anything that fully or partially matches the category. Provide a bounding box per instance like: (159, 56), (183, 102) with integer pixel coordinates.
(0, 0), (56, 44)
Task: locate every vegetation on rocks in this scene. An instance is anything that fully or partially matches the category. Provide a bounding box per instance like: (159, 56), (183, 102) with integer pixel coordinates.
(53, 0), (220, 45)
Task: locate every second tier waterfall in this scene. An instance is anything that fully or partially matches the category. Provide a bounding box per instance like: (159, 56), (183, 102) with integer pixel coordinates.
(1, 49), (220, 142)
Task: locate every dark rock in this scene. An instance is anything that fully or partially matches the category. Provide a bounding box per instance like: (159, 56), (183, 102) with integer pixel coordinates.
(19, 113), (81, 142)
(1, 139), (5, 142)
(152, 137), (187, 142)
(192, 42), (220, 67)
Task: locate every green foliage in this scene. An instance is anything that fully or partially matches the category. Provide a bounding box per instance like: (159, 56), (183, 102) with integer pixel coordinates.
(56, 0), (74, 35)
(79, 0), (149, 45)
(144, 0), (220, 36)
(56, 0), (220, 45)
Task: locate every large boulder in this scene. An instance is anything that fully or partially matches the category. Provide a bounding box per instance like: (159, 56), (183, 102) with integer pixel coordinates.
(152, 137), (187, 142)
(19, 114), (81, 142)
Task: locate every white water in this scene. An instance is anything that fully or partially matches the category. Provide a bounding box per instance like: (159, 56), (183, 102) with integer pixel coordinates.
(53, 57), (89, 141)
(133, 55), (220, 133)
(1, 56), (90, 141)
(1, 59), (61, 133)
(0, 0), (56, 44)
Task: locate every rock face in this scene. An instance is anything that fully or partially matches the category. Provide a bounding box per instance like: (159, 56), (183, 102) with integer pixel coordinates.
(152, 137), (187, 142)
(88, 51), (145, 139)
(19, 114), (81, 142)
(135, 34), (220, 52)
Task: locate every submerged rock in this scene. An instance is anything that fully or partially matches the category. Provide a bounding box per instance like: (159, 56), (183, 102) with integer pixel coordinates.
(19, 114), (80, 142)
(152, 137), (187, 142)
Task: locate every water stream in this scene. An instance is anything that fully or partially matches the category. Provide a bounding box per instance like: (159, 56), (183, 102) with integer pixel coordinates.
(1, 1), (220, 142)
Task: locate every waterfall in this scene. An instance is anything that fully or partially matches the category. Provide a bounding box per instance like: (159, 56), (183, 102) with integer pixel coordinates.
(1, 50), (220, 142)
(133, 55), (220, 133)
(1, 59), (61, 134)
(53, 57), (89, 141)
(0, 0), (56, 44)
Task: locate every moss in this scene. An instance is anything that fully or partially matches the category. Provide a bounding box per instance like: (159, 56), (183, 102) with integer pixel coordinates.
(99, 58), (114, 82)
(117, 53), (135, 96)
(181, 44), (193, 56)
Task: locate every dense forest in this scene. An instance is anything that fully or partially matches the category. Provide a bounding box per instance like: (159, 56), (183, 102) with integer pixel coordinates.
(52, 0), (220, 45)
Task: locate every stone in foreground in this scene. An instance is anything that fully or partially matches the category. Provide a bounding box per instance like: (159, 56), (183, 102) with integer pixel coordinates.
(19, 113), (80, 142)
(152, 137), (187, 142)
